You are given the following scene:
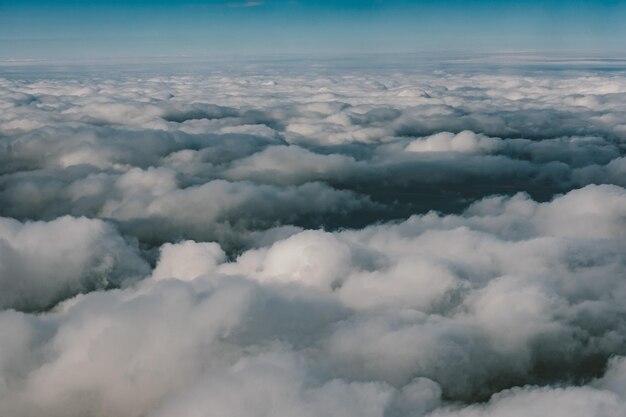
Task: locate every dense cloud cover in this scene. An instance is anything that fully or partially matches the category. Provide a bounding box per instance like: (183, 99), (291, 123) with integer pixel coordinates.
(1, 61), (626, 416)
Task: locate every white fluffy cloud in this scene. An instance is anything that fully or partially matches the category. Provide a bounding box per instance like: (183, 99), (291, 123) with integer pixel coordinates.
(152, 240), (225, 281)
(0, 61), (625, 416)
(0, 215), (149, 311)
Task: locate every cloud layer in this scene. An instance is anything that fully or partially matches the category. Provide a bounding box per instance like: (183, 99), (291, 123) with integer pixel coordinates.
(0, 62), (625, 416)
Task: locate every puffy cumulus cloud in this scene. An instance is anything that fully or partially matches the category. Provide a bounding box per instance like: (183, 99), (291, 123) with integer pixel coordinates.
(0, 278), (259, 417)
(223, 145), (358, 185)
(2, 68), (626, 237)
(109, 178), (372, 248)
(0, 216), (149, 311)
(217, 229), (385, 290)
(0, 276), (362, 417)
(405, 131), (503, 154)
(211, 185), (626, 401)
(596, 356), (626, 398)
(152, 240), (226, 281)
(430, 385), (625, 417)
(149, 350), (393, 417)
(0, 185), (623, 416)
(0, 164), (372, 248)
(430, 356), (626, 417)
(0, 60), (626, 416)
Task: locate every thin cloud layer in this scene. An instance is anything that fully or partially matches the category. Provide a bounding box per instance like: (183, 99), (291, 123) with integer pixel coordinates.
(0, 62), (625, 416)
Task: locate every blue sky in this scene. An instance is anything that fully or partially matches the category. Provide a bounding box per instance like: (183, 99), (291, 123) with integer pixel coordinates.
(1, 0), (625, 60)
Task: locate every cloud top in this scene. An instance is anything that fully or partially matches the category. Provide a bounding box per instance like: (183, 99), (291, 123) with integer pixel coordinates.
(0, 63), (625, 416)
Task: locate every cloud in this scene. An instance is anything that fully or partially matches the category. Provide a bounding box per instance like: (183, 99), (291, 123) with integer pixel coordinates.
(226, 1), (266, 8)
(0, 61), (625, 416)
(0, 216), (149, 311)
(152, 240), (226, 281)
(405, 131), (503, 154)
(150, 350), (393, 417)
(430, 385), (624, 417)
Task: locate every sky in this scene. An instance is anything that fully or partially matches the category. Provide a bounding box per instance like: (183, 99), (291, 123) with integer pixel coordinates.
(1, 0), (625, 60)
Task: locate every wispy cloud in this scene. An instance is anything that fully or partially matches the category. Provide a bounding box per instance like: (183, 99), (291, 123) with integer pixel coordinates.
(226, 1), (265, 8)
